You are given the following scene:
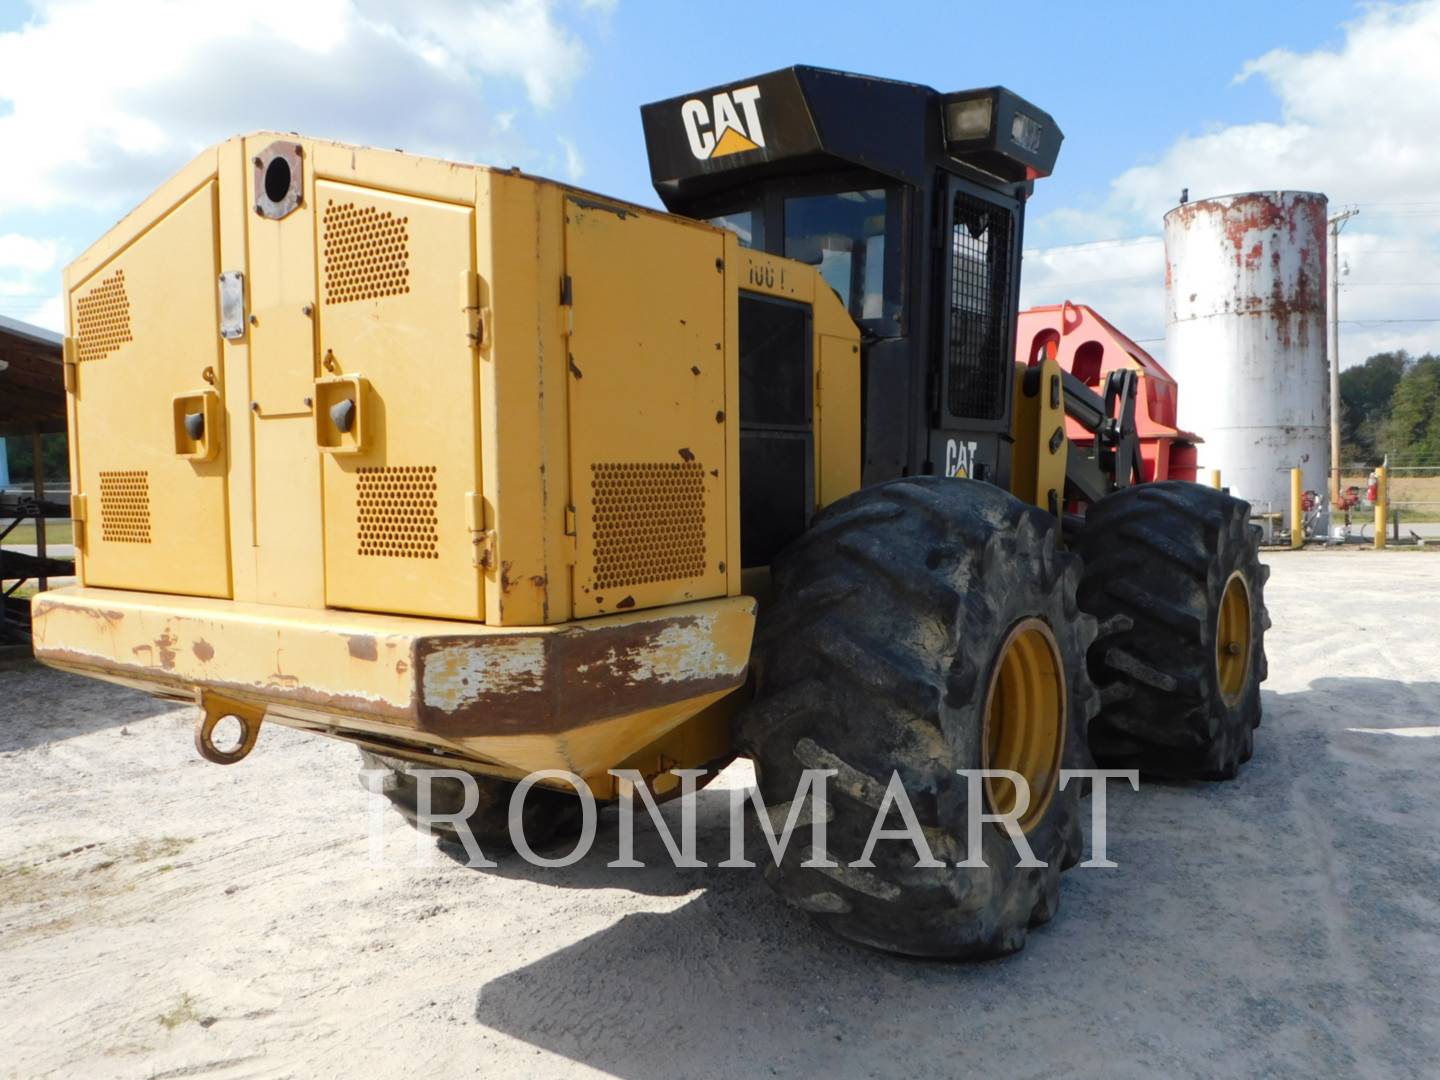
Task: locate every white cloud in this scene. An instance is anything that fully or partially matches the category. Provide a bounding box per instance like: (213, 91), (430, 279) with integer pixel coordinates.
(1117, 0), (1440, 219)
(0, 234), (59, 274)
(1020, 237), (1167, 345)
(0, 0), (604, 212)
(556, 135), (584, 181)
(0, 232), (64, 330)
(1026, 0), (1440, 366)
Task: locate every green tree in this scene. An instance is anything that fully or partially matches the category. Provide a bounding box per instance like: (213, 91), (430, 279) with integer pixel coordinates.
(1340, 351), (1408, 464)
(3, 432), (69, 486)
(1384, 355), (1440, 464)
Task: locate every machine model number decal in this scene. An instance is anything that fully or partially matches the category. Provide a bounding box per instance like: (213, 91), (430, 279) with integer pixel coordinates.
(746, 260), (787, 289)
(682, 85), (766, 161)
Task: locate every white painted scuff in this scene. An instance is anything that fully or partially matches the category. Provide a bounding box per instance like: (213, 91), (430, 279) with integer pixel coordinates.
(606, 615), (743, 686)
(422, 637), (547, 711)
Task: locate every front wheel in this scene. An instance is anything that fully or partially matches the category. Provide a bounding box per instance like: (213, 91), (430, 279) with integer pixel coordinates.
(738, 478), (1099, 959)
(1072, 482), (1270, 779)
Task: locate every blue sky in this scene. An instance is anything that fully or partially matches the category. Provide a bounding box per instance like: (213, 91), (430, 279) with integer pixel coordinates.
(2, 0), (1438, 359)
(566, 0), (1358, 237)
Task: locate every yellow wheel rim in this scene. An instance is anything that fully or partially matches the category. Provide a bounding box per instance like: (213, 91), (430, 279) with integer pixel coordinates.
(1216, 571), (1253, 706)
(982, 618), (1066, 834)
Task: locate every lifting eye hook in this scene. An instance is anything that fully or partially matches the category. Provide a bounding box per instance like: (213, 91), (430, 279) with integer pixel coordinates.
(194, 694), (265, 765)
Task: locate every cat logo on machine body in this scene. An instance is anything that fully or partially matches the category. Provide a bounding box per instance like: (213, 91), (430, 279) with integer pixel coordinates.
(681, 85), (766, 161)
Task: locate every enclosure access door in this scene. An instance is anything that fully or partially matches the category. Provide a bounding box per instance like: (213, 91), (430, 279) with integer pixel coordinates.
(564, 200), (728, 617)
(69, 181), (232, 597)
(315, 180), (485, 621)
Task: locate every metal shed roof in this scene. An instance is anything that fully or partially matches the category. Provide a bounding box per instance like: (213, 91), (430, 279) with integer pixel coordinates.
(0, 314), (65, 437)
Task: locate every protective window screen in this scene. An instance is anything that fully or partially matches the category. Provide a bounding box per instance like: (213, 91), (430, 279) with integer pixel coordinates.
(947, 191), (1013, 420)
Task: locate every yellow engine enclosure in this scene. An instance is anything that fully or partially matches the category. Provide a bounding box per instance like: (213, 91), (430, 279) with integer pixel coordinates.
(35, 133), (861, 794)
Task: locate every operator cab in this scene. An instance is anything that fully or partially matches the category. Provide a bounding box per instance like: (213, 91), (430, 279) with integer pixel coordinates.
(641, 66), (1061, 567)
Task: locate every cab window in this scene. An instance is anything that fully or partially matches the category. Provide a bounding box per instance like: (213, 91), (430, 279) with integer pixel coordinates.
(783, 188), (902, 335)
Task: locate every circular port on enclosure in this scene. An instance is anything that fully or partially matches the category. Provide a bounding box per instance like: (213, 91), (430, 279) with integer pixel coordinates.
(264, 156), (293, 204)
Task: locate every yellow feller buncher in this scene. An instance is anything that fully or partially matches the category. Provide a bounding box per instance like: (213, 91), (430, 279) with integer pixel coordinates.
(34, 67), (1269, 958)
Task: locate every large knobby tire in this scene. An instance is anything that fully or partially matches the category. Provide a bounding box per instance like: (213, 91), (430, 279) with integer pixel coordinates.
(1071, 482), (1270, 780)
(358, 750), (584, 850)
(737, 478), (1099, 959)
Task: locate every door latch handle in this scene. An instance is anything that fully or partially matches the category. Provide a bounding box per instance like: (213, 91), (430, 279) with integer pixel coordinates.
(329, 397), (355, 433)
(173, 389), (221, 462)
(314, 374), (368, 454)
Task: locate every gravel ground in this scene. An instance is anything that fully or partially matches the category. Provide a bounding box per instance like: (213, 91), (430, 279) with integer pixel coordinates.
(2, 548), (1438, 1079)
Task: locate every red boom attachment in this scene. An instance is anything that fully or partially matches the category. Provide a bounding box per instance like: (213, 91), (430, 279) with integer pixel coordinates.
(1017, 301), (1200, 483)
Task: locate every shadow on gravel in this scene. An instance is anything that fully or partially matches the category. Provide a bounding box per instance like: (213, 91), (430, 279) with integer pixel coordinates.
(435, 781), (744, 898)
(466, 679), (1440, 1080)
(0, 660), (173, 752)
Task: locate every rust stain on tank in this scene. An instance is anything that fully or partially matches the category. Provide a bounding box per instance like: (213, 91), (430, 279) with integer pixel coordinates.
(1219, 193), (1284, 253)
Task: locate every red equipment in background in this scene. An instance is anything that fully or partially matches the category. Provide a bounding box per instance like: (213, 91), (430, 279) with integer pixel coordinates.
(1016, 301), (1200, 483)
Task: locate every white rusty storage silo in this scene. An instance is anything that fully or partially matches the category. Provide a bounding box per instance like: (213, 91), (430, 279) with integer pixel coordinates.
(1164, 191), (1329, 512)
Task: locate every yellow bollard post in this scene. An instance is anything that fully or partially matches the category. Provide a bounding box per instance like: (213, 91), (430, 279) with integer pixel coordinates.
(1210, 468), (1222, 490)
(1291, 468), (1304, 550)
(1374, 466), (1387, 550)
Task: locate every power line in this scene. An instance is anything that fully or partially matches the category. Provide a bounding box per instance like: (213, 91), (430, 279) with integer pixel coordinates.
(1130, 317), (1440, 345)
(1022, 235), (1162, 254)
(1342, 317), (1440, 325)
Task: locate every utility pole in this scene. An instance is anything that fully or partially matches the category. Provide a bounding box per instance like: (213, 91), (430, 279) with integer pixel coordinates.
(1328, 207), (1359, 503)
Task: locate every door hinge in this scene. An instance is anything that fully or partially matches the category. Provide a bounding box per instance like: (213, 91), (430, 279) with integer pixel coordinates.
(70, 493), (87, 546)
(62, 336), (78, 392)
(560, 275), (574, 337)
(465, 492), (495, 569)
(463, 270), (488, 350)
(472, 529), (496, 570)
(564, 504), (577, 538)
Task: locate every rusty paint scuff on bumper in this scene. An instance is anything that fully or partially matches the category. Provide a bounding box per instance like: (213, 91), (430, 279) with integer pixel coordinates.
(31, 586), (755, 776)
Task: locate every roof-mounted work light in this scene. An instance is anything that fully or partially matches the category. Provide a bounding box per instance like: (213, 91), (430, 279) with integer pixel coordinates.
(941, 88), (1062, 182)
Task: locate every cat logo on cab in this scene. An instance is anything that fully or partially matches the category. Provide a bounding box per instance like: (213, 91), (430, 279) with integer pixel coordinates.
(681, 85), (765, 161)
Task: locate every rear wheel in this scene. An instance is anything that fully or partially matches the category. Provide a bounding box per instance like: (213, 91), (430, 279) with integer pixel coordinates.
(1071, 482), (1270, 779)
(738, 478), (1099, 959)
(358, 749), (584, 850)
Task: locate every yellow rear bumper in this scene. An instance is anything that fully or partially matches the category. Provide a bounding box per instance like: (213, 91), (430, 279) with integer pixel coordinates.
(31, 586), (755, 785)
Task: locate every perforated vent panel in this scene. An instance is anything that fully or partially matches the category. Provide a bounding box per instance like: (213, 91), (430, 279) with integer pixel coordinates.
(323, 200), (411, 305)
(591, 462), (706, 591)
(75, 270), (133, 362)
(357, 465), (438, 559)
(98, 470), (151, 544)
